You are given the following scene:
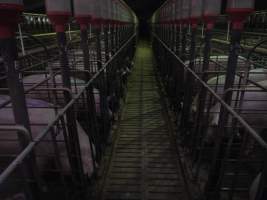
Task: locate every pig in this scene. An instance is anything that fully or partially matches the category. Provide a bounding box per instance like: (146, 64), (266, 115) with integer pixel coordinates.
(23, 74), (113, 119)
(248, 68), (267, 83)
(198, 82), (267, 199)
(204, 80), (267, 144)
(192, 68), (267, 113)
(184, 55), (251, 75)
(23, 74), (85, 103)
(185, 56), (253, 114)
(206, 68), (267, 96)
(0, 95), (94, 177)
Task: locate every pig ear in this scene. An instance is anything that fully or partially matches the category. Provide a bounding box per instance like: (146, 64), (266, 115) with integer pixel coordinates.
(210, 113), (219, 126)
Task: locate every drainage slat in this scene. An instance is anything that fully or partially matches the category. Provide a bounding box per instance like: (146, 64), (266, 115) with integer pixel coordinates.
(100, 42), (188, 200)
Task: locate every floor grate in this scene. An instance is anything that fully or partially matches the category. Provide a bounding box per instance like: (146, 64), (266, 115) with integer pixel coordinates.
(100, 42), (188, 200)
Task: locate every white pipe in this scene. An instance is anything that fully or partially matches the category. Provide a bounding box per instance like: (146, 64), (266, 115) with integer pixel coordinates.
(18, 24), (26, 56)
(201, 23), (204, 38)
(227, 21), (230, 41)
(68, 24), (72, 41)
(89, 24), (92, 39)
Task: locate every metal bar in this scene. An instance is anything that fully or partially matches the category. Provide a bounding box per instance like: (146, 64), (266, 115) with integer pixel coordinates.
(104, 23), (110, 62)
(152, 33), (267, 150)
(0, 37), (41, 200)
(181, 25), (187, 61)
(0, 126), (31, 184)
(180, 26), (197, 134)
(18, 24), (26, 56)
(80, 29), (91, 77)
(205, 29), (242, 197)
(0, 33), (137, 186)
(193, 27), (213, 161)
(56, 31), (85, 185)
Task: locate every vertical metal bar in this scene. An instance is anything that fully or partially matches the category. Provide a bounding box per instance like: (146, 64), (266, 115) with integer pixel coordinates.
(180, 26), (196, 136)
(18, 24), (25, 56)
(175, 24), (180, 55)
(174, 23), (183, 113)
(80, 29), (90, 77)
(110, 24), (115, 56)
(80, 27), (101, 162)
(193, 27), (213, 162)
(57, 32), (72, 89)
(227, 21), (230, 41)
(201, 23), (204, 38)
(95, 23), (109, 144)
(68, 24), (72, 41)
(0, 37), (41, 200)
(205, 29), (242, 199)
(117, 24), (120, 50)
(104, 23), (110, 62)
(172, 24), (175, 52)
(181, 25), (187, 61)
(96, 25), (102, 71)
(114, 24), (118, 51)
(108, 24), (112, 57)
(255, 160), (267, 200)
(56, 31), (85, 186)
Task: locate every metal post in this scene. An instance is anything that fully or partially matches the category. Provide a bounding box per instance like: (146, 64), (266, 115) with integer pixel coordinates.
(173, 24), (176, 51)
(227, 21), (230, 41)
(95, 23), (109, 145)
(201, 23), (204, 38)
(108, 24), (112, 56)
(180, 25), (197, 137)
(0, 37), (41, 200)
(175, 24), (180, 55)
(80, 27), (102, 163)
(173, 23), (183, 113)
(80, 29), (90, 76)
(110, 24), (115, 56)
(104, 23), (110, 62)
(18, 24), (26, 56)
(181, 24), (187, 61)
(205, 28), (242, 199)
(117, 24), (120, 49)
(56, 31), (85, 186)
(192, 24), (213, 167)
(113, 24), (117, 51)
(96, 25), (102, 70)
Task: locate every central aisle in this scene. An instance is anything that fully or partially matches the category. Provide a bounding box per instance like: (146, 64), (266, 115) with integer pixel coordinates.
(100, 42), (188, 200)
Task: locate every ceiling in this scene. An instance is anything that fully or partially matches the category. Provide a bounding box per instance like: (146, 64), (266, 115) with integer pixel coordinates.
(24, 0), (166, 20)
(24, 0), (267, 21)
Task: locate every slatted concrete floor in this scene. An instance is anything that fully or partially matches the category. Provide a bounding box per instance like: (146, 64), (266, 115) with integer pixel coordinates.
(100, 42), (188, 200)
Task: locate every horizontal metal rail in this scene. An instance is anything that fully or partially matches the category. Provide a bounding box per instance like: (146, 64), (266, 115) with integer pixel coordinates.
(211, 38), (267, 55)
(152, 32), (267, 151)
(0, 126), (31, 182)
(208, 59), (267, 92)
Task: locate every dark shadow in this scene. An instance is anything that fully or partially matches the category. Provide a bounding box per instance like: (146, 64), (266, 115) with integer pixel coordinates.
(138, 19), (151, 40)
